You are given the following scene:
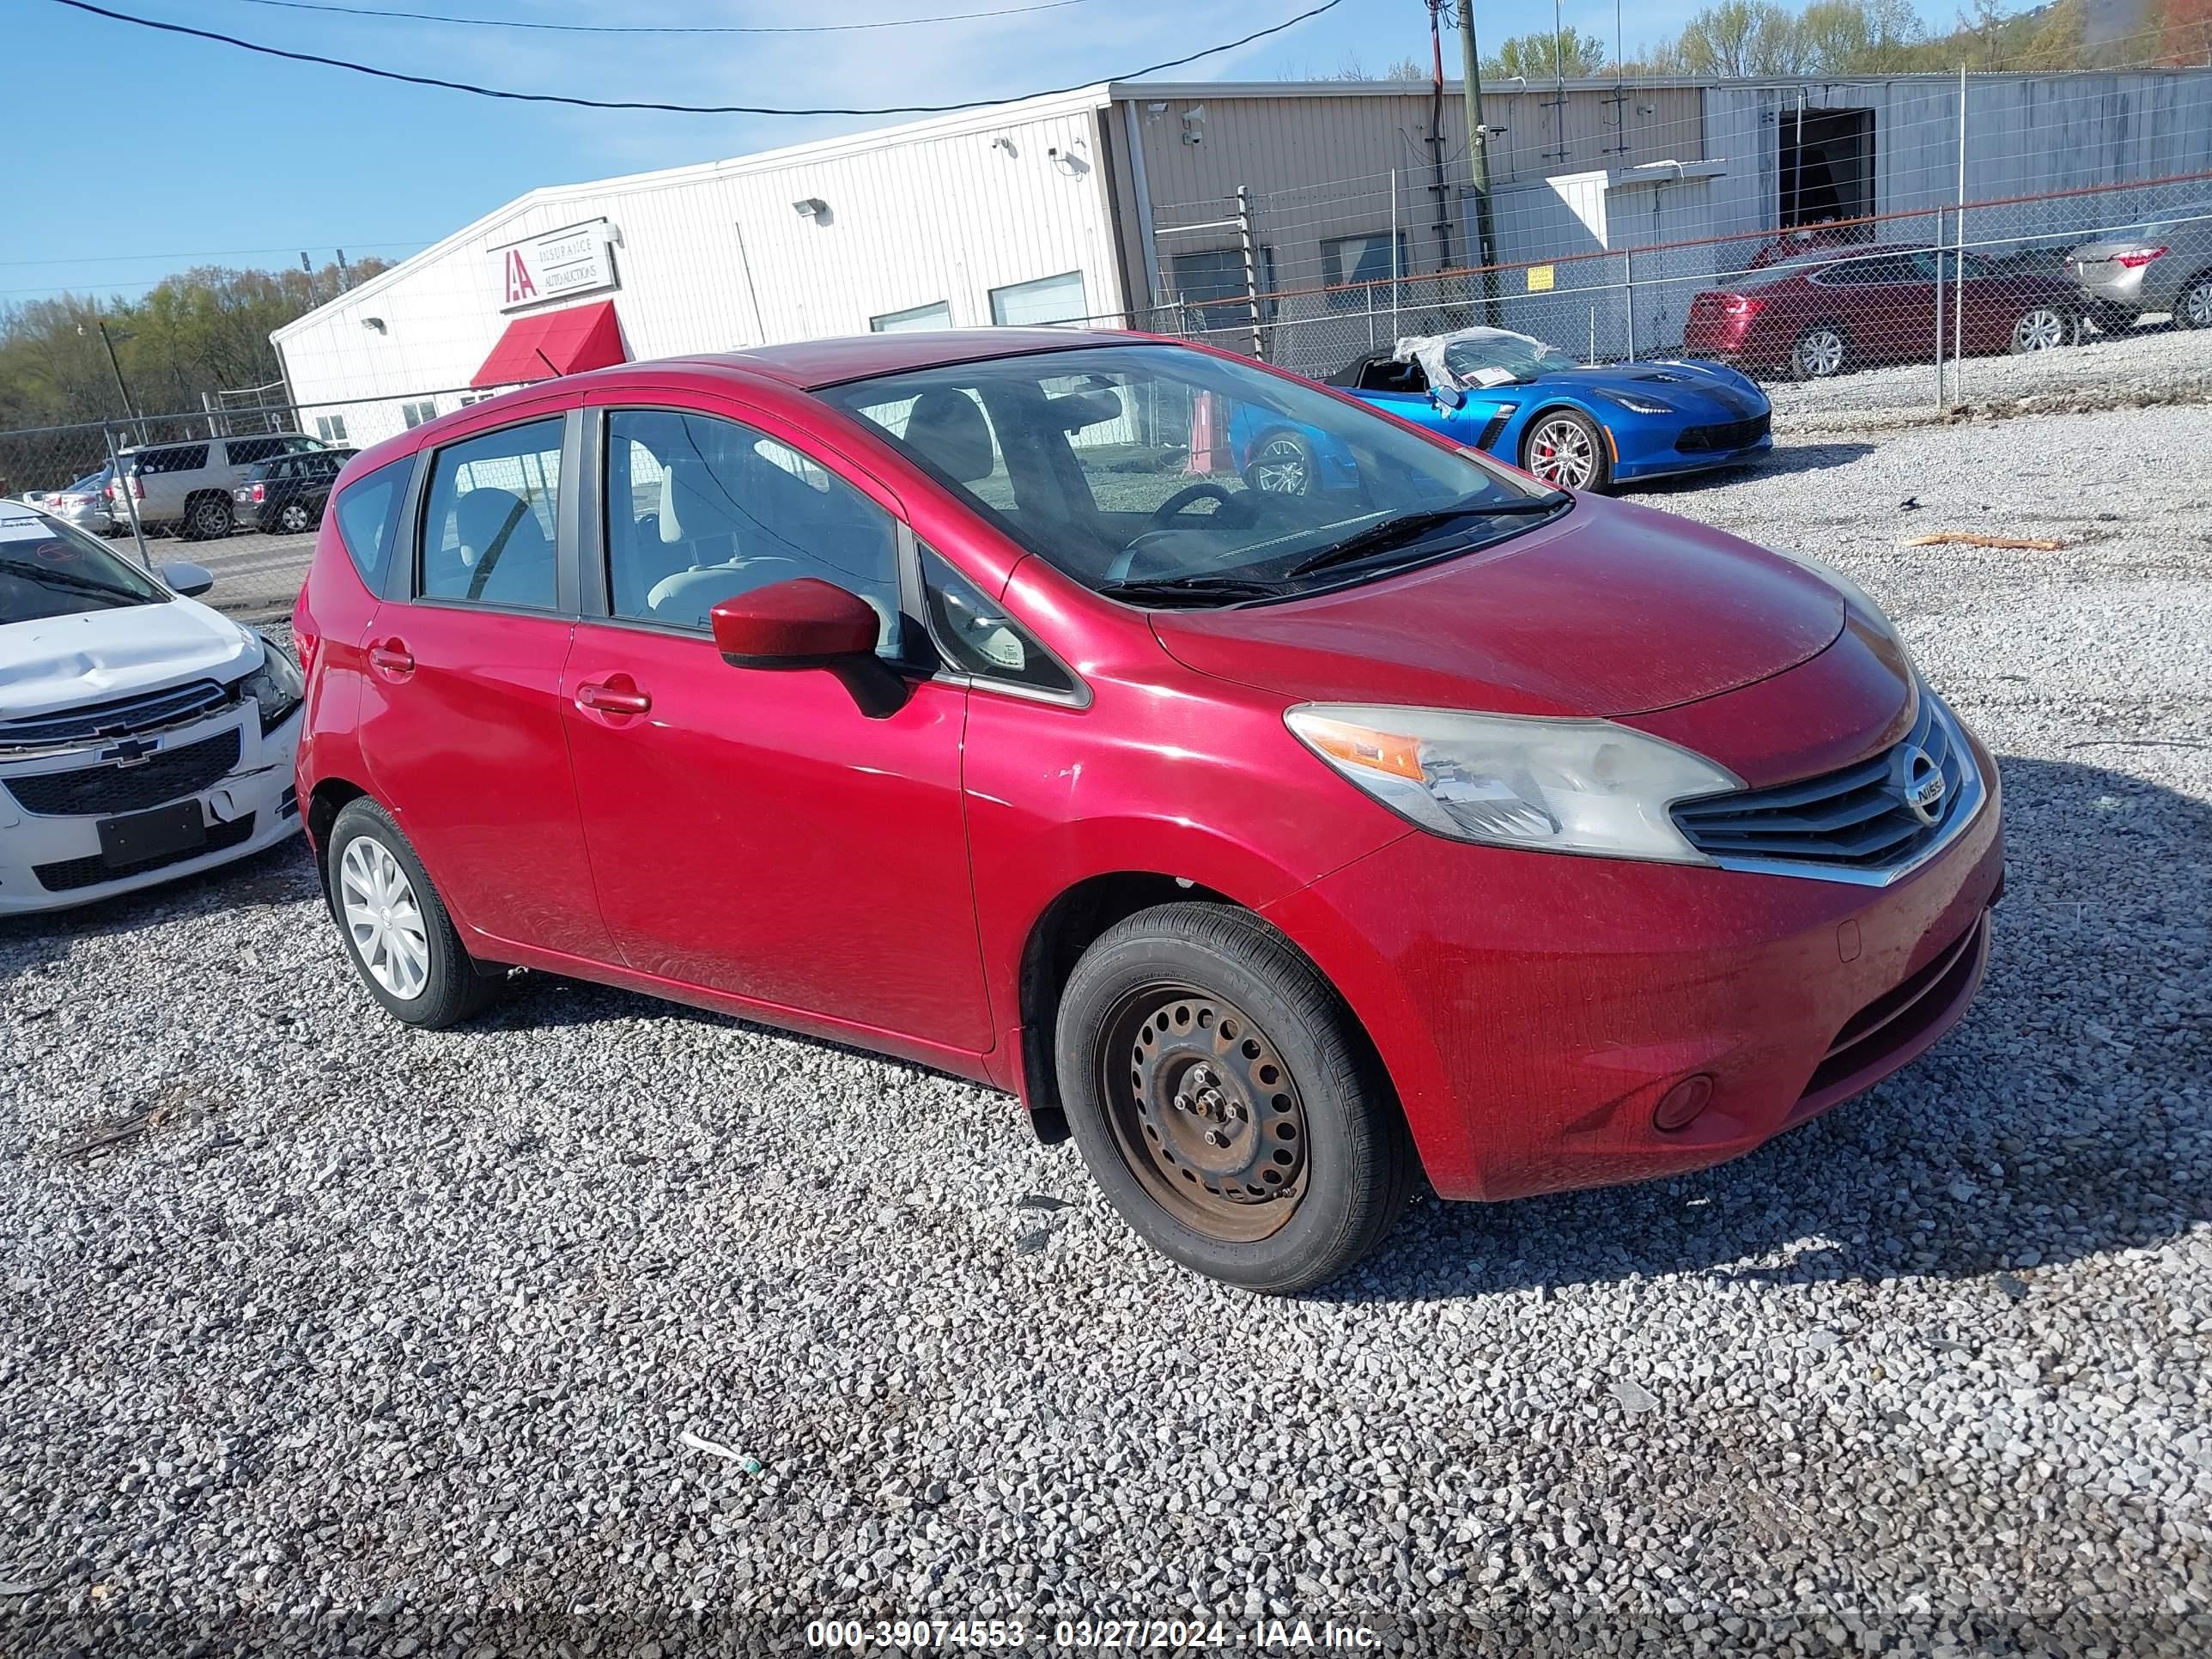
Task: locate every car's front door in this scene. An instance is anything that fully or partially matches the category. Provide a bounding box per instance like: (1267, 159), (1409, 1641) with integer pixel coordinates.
(1358, 379), (1516, 453)
(559, 398), (993, 1054)
(355, 404), (616, 963)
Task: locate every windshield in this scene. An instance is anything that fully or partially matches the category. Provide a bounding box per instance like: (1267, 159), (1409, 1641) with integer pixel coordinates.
(0, 509), (167, 623)
(818, 343), (1563, 605)
(1439, 331), (1577, 386)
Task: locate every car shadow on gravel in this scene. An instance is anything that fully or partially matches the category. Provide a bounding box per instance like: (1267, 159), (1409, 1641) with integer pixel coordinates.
(1339, 751), (2211, 1304)
(1621, 440), (1876, 498)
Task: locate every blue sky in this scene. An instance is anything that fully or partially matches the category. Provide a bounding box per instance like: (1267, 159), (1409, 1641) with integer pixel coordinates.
(9, 0), (1946, 305)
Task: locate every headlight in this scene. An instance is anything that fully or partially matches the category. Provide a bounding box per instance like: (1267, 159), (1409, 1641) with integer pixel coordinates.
(1286, 704), (1742, 864)
(1596, 388), (1674, 416)
(240, 632), (304, 734)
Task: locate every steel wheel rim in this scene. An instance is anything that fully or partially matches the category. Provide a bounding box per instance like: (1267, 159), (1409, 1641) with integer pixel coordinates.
(2015, 307), (2065, 350)
(1100, 982), (1310, 1243)
(1797, 328), (1844, 376)
(339, 836), (430, 1000)
(1250, 438), (1310, 495)
(2185, 282), (2212, 327)
(194, 503), (224, 536)
(1528, 418), (1596, 488)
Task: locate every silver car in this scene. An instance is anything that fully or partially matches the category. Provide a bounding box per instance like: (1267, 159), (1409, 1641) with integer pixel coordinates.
(45, 471), (116, 537)
(112, 432), (330, 540)
(2065, 204), (2212, 330)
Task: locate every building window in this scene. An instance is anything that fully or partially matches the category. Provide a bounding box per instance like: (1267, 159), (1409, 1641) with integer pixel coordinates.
(1167, 246), (1279, 325)
(871, 300), (953, 332)
(1320, 232), (1410, 311)
(988, 270), (1088, 327)
(456, 392), (496, 406)
(401, 399), (439, 428)
(314, 415), (349, 443)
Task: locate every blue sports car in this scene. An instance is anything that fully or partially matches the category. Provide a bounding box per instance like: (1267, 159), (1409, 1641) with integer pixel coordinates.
(1231, 327), (1771, 496)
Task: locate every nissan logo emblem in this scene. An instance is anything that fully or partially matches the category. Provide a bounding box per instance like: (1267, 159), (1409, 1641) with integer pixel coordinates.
(1891, 743), (1947, 828)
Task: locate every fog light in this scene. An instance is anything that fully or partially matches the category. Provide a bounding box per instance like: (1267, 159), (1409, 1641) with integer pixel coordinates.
(1653, 1074), (1715, 1133)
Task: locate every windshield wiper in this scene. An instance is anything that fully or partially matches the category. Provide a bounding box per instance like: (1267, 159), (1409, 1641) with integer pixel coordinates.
(1284, 491), (1570, 579)
(0, 559), (150, 603)
(1096, 573), (1291, 607)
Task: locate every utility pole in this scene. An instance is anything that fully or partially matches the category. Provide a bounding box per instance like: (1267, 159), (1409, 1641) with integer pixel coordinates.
(82, 315), (145, 443)
(1455, 0), (1498, 323)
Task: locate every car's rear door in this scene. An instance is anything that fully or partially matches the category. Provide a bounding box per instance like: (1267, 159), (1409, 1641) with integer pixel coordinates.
(558, 390), (992, 1057)
(353, 399), (615, 963)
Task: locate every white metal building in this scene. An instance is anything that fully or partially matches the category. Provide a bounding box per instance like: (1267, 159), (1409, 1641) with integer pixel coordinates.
(272, 70), (2212, 443)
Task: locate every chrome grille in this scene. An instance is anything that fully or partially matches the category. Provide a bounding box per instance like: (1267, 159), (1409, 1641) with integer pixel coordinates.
(0, 679), (231, 753)
(1673, 693), (1978, 878)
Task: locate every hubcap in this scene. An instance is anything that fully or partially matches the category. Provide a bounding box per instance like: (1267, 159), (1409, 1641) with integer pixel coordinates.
(1797, 329), (1844, 376)
(339, 836), (431, 1000)
(1102, 984), (1309, 1243)
(2015, 308), (2065, 350)
(2185, 282), (2212, 328)
(1250, 439), (1310, 495)
(1527, 418), (1595, 489)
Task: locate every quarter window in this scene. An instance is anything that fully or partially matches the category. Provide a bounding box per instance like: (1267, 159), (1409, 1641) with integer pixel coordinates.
(603, 409), (902, 653)
(921, 549), (1072, 694)
(331, 455), (412, 591)
(418, 418), (563, 608)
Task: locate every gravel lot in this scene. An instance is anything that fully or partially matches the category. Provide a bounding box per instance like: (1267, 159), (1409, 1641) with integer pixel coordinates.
(3, 400), (2209, 1656)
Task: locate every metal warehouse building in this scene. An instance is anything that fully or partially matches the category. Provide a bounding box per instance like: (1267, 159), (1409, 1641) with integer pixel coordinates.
(272, 68), (2212, 444)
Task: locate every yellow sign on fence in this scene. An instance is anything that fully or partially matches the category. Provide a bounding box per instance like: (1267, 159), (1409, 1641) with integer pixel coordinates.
(1526, 264), (1556, 293)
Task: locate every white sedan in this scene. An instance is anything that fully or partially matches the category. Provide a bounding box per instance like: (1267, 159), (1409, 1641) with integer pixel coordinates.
(0, 501), (302, 914)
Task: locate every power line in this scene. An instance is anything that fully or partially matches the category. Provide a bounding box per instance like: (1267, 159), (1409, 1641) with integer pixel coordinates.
(222, 0), (1089, 33)
(46, 0), (1346, 116)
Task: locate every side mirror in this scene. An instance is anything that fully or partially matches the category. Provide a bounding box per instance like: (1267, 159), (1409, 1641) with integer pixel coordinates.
(709, 577), (906, 718)
(1431, 383), (1466, 412)
(159, 559), (215, 597)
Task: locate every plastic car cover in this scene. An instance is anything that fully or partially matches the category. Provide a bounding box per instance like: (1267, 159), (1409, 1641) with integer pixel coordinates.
(1392, 326), (1540, 392)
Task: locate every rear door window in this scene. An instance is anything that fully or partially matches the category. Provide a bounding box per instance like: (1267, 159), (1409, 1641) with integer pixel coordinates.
(330, 456), (412, 591)
(418, 419), (564, 609)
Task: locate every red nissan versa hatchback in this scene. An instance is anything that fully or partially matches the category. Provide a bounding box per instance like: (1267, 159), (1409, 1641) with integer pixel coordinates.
(294, 330), (2002, 1292)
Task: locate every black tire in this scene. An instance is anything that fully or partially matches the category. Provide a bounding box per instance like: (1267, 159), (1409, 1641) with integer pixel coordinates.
(1055, 902), (1412, 1293)
(1518, 407), (1612, 493)
(2174, 270), (2212, 331)
(1242, 428), (1318, 496)
(184, 494), (232, 540)
(1790, 322), (1849, 380)
(325, 799), (501, 1030)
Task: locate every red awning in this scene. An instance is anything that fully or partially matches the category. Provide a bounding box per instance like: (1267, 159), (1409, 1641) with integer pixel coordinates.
(471, 300), (626, 388)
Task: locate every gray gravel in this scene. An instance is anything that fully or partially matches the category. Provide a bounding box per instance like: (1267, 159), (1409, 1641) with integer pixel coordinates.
(4, 401), (2210, 1656)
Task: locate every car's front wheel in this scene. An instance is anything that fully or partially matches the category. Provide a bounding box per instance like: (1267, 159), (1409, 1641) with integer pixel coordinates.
(1243, 429), (1318, 495)
(326, 799), (501, 1029)
(2010, 304), (2073, 353)
(1520, 409), (1611, 492)
(1055, 903), (1412, 1293)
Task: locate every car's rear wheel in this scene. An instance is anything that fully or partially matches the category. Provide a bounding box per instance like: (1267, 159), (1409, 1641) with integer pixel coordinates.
(327, 799), (501, 1029)
(1790, 323), (1849, 380)
(2176, 272), (2212, 330)
(184, 494), (232, 540)
(276, 501), (313, 534)
(1520, 409), (1611, 492)
(1055, 903), (1412, 1293)
(2010, 304), (2072, 353)
(1243, 429), (1317, 495)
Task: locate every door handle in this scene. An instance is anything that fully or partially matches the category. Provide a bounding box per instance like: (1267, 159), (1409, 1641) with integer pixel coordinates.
(368, 641), (414, 678)
(575, 680), (652, 716)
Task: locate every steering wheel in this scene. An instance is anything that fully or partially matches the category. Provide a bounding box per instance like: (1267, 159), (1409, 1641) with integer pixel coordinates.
(1146, 481), (1252, 531)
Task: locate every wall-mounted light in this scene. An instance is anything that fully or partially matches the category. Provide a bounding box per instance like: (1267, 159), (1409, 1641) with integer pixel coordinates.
(362, 316), (388, 333)
(991, 136), (1018, 157)
(1182, 105), (1206, 146)
(1049, 141), (1090, 177)
(793, 198), (830, 224)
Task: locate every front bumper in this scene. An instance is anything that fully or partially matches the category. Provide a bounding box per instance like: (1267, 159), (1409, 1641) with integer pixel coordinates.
(1265, 729), (2002, 1202)
(0, 706), (302, 915)
(1613, 431), (1773, 483)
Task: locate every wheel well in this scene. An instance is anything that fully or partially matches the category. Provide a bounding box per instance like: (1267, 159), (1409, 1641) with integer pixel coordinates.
(1516, 404), (1597, 460)
(306, 778), (368, 907)
(1015, 873), (1233, 1142)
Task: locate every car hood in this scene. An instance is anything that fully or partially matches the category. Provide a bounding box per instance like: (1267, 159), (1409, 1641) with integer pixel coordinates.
(1525, 362), (1768, 416)
(0, 597), (258, 719)
(1149, 495), (1844, 719)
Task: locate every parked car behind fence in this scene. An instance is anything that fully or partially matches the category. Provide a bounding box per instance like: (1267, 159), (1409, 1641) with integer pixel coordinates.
(111, 432), (332, 540)
(234, 448), (356, 535)
(2064, 204), (2212, 331)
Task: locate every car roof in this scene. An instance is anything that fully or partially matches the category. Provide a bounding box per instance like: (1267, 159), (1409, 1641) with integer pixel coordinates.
(648, 327), (1149, 392)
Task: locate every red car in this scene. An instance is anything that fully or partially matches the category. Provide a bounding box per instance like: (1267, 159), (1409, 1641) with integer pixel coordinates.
(1686, 245), (2081, 379)
(293, 330), (2002, 1292)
